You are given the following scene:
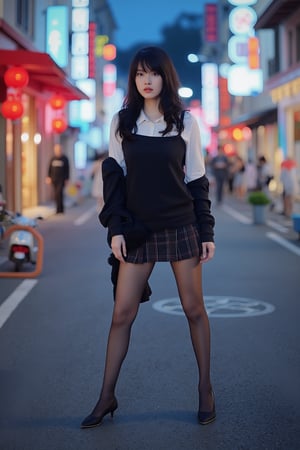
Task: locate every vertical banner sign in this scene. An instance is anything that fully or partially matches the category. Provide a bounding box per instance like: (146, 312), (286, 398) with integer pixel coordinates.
(201, 63), (219, 127)
(227, 0), (262, 96)
(204, 4), (218, 43)
(89, 22), (96, 78)
(46, 6), (69, 68)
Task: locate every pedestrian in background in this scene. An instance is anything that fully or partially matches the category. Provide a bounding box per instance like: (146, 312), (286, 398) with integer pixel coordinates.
(210, 145), (229, 204)
(81, 46), (216, 429)
(46, 144), (70, 214)
(232, 155), (246, 198)
(257, 156), (273, 190)
(227, 155), (236, 194)
(280, 157), (298, 217)
(244, 158), (258, 192)
(257, 155), (274, 208)
(90, 152), (105, 212)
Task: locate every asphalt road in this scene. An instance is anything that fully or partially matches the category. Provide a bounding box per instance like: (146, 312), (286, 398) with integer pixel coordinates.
(0, 197), (299, 450)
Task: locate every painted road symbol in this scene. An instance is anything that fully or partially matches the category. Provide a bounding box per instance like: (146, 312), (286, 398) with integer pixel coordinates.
(152, 296), (275, 318)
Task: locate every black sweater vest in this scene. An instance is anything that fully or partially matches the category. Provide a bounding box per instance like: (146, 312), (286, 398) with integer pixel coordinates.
(122, 134), (196, 232)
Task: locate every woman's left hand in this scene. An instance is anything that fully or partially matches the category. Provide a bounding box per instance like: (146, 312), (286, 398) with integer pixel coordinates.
(200, 241), (215, 263)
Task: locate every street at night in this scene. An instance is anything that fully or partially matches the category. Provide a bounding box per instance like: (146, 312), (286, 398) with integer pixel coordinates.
(0, 197), (299, 450)
(1, 1), (300, 449)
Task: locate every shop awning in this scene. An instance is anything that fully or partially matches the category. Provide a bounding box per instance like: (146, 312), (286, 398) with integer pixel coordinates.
(219, 108), (277, 131)
(255, 0), (299, 29)
(0, 49), (88, 101)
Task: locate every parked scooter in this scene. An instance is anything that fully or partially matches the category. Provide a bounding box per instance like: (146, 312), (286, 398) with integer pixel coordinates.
(6, 212), (42, 272)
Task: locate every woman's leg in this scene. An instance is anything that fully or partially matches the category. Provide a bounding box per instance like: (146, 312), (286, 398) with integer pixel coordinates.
(88, 261), (155, 416)
(170, 257), (214, 412)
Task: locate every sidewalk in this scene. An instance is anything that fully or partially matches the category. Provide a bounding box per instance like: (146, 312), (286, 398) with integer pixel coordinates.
(22, 196), (81, 220)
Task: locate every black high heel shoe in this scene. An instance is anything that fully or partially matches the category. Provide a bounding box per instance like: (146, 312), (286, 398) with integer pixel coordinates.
(198, 390), (216, 425)
(80, 397), (118, 429)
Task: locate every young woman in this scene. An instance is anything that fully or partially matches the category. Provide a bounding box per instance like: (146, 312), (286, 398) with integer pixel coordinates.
(81, 46), (216, 428)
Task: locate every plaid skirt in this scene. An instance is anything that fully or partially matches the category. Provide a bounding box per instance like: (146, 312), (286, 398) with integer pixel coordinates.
(125, 223), (201, 264)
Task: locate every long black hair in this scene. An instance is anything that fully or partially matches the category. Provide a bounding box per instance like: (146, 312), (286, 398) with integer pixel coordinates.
(117, 47), (185, 139)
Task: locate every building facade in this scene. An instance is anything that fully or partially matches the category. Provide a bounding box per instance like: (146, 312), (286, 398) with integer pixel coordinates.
(0, 0), (116, 213)
(216, 0), (300, 195)
(256, 0), (300, 170)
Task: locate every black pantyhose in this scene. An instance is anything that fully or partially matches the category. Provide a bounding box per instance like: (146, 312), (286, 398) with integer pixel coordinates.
(89, 262), (154, 417)
(89, 257), (213, 418)
(171, 258), (214, 412)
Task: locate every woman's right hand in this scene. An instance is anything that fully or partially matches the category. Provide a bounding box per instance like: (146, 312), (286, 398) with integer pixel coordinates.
(111, 234), (127, 262)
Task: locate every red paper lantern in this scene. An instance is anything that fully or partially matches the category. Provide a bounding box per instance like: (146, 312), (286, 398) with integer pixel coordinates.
(52, 117), (67, 133)
(50, 94), (66, 110)
(4, 66), (29, 88)
(1, 99), (24, 120)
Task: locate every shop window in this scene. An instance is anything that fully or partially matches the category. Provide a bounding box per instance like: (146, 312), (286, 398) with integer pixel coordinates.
(268, 27), (280, 77)
(16, 0), (34, 36)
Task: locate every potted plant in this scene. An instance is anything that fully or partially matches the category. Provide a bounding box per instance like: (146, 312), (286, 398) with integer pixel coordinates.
(247, 191), (270, 224)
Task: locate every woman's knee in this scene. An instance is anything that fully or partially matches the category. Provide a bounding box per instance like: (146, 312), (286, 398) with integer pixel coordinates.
(182, 299), (207, 323)
(112, 304), (138, 328)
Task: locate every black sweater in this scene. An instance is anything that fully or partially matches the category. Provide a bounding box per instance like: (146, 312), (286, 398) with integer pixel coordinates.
(100, 133), (214, 243)
(123, 134), (196, 231)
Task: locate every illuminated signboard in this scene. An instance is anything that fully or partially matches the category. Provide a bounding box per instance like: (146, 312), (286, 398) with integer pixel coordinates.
(77, 78), (96, 122)
(228, 0), (257, 5)
(72, 32), (89, 55)
(227, 0), (262, 96)
(95, 35), (109, 57)
(201, 63), (219, 127)
(72, 0), (89, 6)
(69, 0), (93, 130)
(72, 8), (89, 32)
(228, 35), (249, 63)
(229, 6), (257, 35)
(71, 56), (89, 80)
(204, 4), (218, 43)
(46, 6), (68, 67)
(74, 140), (87, 169)
(103, 64), (117, 97)
(89, 22), (96, 78)
(228, 65), (263, 96)
(69, 79), (96, 126)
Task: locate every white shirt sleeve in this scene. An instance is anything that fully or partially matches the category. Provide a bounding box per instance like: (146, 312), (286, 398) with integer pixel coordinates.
(108, 113), (126, 174)
(182, 112), (206, 183)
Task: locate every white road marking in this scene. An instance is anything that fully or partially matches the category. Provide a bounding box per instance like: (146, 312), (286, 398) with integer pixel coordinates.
(221, 205), (252, 224)
(266, 220), (288, 233)
(266, 232), (300, 256)
(0, 279), (38, 329)
(74, 206), (97, 226)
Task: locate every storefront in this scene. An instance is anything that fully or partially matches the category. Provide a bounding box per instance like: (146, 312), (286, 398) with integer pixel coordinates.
(218, 108), (278, 159)
(255, 0), (300, 195)
(268, 70), (300, 169)
(0, 45), (87, 213)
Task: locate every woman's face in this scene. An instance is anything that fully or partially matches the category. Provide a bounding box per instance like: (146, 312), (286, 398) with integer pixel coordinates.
(135, 64), (163, 100)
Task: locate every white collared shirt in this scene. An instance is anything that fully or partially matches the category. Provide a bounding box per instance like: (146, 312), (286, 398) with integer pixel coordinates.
(108, 110), (205, 182)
